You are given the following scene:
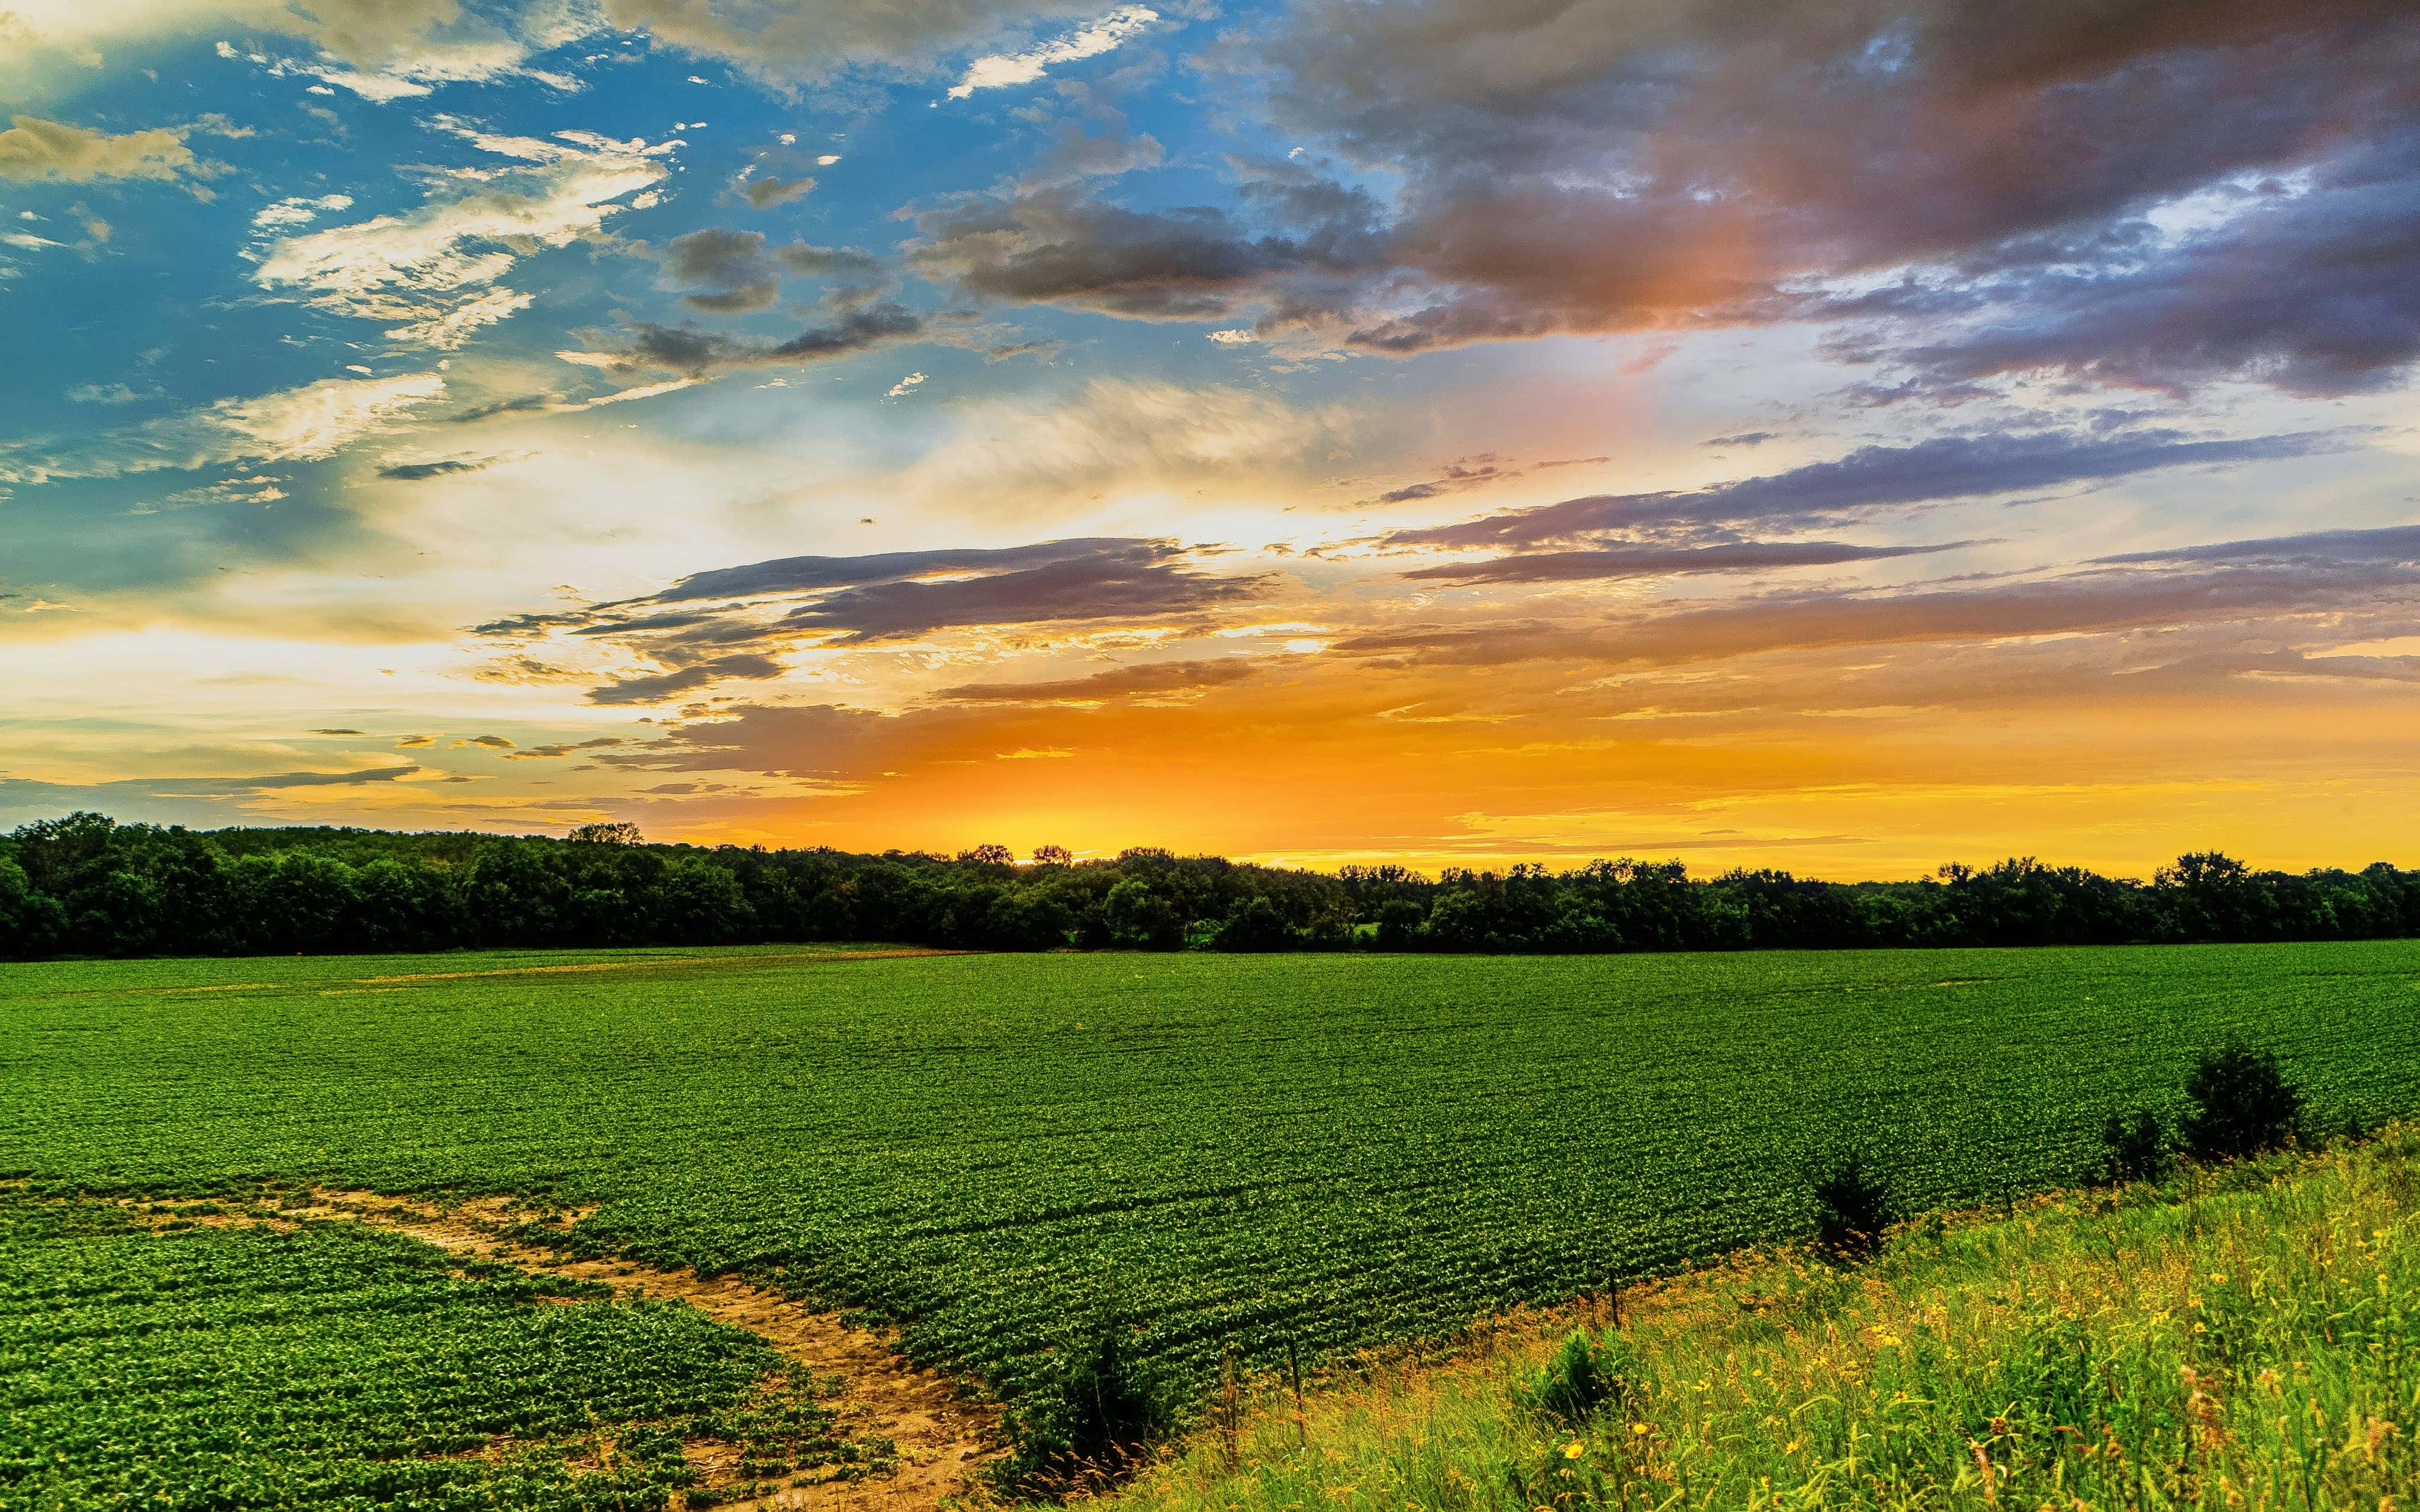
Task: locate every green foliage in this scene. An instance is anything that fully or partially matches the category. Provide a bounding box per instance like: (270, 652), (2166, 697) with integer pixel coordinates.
(1103, 1130), (2420, 1512)
(2102, 1105), (2168, 1180)
(7, 942), (2420, 1476)
(2182, 1037), (2306, 1160)
(1000, 1304), (1182, 1494)
(0, 1196), (880, 1510)
(1105, 877), (1181, 949)
(1513, 1330), (1633, 1426)
(1808, 1150), (1894, 1259)
(13, 812), (2420, 960)
(1213, 895), (1297, 952)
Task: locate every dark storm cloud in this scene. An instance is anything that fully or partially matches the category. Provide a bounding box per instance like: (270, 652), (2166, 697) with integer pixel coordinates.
(907, 0), (2420, 398)
(1390, 428), (2342, 549)
(1402, 540), (1970, 585)
(934, 657), (1259, 702)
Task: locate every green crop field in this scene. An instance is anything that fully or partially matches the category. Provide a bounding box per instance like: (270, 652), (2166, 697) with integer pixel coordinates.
(7, 940), (2420, 1501)
(0, 1193), (880, 1510)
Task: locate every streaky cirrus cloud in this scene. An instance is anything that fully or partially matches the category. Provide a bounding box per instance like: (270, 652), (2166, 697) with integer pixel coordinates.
(934, 656), (1257, 702)
(1402, 540), (1974, 586)
(1339, 522), (2420, 672)
(2091, 524), (2420, 570)
(1386, 428), (2348, 550)
(0, 763), (426, 828)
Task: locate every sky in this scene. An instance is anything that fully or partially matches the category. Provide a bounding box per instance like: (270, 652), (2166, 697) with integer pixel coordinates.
(1, 0), (2416, 878)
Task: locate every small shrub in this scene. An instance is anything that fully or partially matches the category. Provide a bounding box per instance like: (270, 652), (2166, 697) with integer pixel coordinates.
(1513, 1330), (1633, 1426)
(996, 1307), (1179, 1494)
(2102, 1108), (2167, 1182)
(2180, 1039), (2303, 1162)
(1810, 1150), (1894, 1259)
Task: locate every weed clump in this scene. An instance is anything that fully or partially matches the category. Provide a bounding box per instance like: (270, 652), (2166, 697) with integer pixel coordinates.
(1809, 1150), (1894, 1260)
(1513, 1329), (1634, 1426)
(2101, 1107), (2168, 1182)
(997, 1305), (1179, 1495)
(2180, 1038), (2303, 1161)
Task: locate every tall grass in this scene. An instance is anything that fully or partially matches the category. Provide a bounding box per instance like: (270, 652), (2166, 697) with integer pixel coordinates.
(1086, 1127), (2420, 1512)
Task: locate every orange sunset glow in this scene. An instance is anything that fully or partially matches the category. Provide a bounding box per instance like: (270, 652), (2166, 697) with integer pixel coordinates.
(3, 0), (2417, 881)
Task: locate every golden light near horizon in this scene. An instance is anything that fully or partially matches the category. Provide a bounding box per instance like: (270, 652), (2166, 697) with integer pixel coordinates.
(2, 0), (2418, 879)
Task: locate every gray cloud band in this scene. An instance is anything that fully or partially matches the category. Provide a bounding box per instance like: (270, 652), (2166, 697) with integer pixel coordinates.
(1388, 428), (2345, 550)
(909, 1), (2420, 396)
(474, 539), (1275, 705)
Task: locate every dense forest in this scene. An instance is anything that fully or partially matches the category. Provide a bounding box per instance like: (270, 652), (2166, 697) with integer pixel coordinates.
(4, 811), (2418, 960)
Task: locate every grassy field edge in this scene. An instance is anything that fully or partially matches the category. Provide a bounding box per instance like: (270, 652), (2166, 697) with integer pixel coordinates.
(1089, 1128), (2420, 1512)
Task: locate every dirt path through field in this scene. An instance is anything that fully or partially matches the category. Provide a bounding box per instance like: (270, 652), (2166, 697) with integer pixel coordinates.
(295, 1190), (1003, 1512)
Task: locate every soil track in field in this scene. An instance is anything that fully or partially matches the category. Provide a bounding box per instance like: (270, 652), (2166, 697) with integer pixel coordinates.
(149, 1189), (1006, 1512)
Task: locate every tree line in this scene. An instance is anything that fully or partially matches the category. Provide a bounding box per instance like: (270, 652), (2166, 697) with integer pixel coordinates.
(4, 811), (2418, 960)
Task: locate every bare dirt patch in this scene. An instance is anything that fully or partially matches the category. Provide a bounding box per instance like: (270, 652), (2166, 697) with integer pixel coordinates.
(117, 1189), (1003, 1511)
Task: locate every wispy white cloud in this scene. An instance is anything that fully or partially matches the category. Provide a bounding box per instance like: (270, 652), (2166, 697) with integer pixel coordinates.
(251, 122), (675, 350)
(252, 194), (355, 231)
(202, 4), (598, 103)
(947, 5), (1156, 99)
(310, 36), (586, 101)
(0, 372), (445, 485)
